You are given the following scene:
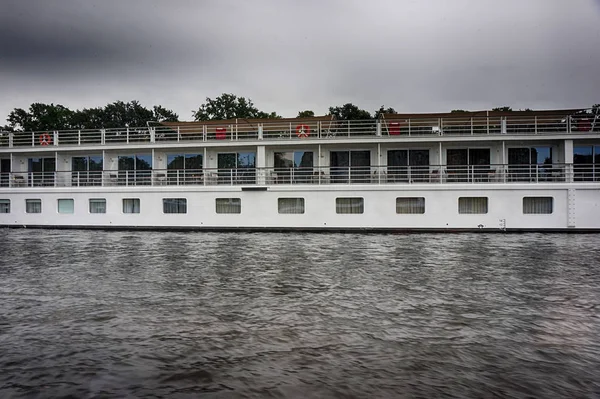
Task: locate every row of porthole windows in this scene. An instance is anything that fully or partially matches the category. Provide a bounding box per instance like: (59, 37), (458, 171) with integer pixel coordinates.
(0, 197), (554, 215)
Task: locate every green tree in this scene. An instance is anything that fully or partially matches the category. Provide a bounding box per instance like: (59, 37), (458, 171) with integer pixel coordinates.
(492, 106), (513, 112)
(152, 105), (179, 122)
(297, 110), (315, 118)
(328, 103), (371, 120)
(374, 106), (396, 120)
(7, 100), (179, 131)
(8, 103), (75, 131)
(71, 107), (106, 130)
(101, 100), (154, 128)
(451, 109), (468, 113)
(193, 93), (279, 121)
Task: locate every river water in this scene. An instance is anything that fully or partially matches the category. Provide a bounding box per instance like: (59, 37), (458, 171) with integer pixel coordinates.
(0, 230), (599, 398)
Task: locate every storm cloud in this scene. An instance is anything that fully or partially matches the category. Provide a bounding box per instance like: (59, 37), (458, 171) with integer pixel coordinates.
(1, 0), (599, 122)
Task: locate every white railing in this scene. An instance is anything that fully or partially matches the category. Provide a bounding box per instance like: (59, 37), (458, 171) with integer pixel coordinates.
(1, 114), (597, 148)
(2, 164), (599, 188)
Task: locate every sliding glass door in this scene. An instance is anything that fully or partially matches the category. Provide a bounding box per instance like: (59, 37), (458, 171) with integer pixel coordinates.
(330, 150), (370, 183)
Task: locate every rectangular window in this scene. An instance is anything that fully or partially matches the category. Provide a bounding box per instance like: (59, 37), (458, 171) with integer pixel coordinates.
(216, 198), (241, 214)
(0, 199), (10, 213)
(278, 198), (305, 214)
(396, 197), (425, 214)
(330, 151), (371, 184)
(163, 198), (187, 214)
(523, 197), (553, 214)
(274, 151), (314, 183)
(123, 198), (140, 214)
(26, 199), (42, 213)
(57, 199), (74, 214)
(336, 197), (364, 214)
(89, 198), (106, 214)
(458, 197), (488, 214)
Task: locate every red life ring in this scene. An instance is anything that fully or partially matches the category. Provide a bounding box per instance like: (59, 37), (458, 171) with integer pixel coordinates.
(295, 124), (310, 138)
(39, 133), (52, 146)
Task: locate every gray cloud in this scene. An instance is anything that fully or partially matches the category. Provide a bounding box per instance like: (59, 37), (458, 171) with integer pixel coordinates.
(1, 0), (599, 123)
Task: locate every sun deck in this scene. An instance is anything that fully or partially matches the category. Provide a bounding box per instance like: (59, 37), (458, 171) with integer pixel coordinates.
(1, 110), (598, 148)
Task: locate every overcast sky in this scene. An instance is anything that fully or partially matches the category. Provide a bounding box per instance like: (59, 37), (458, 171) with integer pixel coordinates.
(1, 0), (599, 122)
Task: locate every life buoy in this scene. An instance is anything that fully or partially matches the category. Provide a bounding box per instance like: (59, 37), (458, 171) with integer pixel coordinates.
(39, 133), (52, 146)
(295, 124), (310, 138)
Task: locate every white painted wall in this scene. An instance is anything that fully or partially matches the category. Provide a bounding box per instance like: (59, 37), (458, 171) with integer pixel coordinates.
(1, 185), (595, 230)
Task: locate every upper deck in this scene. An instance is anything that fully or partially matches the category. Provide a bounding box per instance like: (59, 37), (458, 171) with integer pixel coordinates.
(0, 109), (598, 150)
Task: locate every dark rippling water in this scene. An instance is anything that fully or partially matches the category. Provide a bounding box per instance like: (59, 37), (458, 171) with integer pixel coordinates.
(1, 230), (600, 398)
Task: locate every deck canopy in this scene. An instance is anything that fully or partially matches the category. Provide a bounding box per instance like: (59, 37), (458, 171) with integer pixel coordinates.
(158, 115), (337, 138)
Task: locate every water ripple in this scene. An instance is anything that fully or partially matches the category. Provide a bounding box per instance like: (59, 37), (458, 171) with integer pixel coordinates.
(0, 230), (599, 398)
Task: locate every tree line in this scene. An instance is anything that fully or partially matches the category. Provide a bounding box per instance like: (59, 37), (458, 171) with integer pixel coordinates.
(3, 93), (597, 132)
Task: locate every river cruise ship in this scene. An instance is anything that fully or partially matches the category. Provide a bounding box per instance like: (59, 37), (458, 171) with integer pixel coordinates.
(0, 109), (599, 231)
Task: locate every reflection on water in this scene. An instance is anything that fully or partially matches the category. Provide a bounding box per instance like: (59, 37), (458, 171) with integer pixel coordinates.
(0, 230), (599, 398)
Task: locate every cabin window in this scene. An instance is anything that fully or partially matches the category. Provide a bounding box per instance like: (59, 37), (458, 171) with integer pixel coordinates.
(89, 198), (106, 214)
(523, 197), (553, 214)
(123, 198), (140, 214)
(273, 151), (313, 183)
(57, 199), (74, 214)
(163, 198), (187, 214)
(118, 155), (152, 186)
(28, 157), (56, 186)
(573, 145), (600, 181)
(330, 151), (371, 183)
(508, 147), (553, 181)
(278, 198), (305, 214)
(447, 148), (491, 182)
(336, 197), (364, 214)
(458, 197), (488, 214)
(0, 199), (10, 213)
(0, 159), (10, 188)
(166, 154), (203, 184)
(26, 199), (42, 213)
(217, 153), (256, 185)
(216, 198), (241, 214)
(396, 197), (425, 214)
(387, 150), (430, 182)
(72, 156), (103, 186)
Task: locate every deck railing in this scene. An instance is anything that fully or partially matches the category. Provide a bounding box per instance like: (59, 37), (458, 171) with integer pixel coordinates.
(1, 115), (598, 148)
(1, 164), (598, 188)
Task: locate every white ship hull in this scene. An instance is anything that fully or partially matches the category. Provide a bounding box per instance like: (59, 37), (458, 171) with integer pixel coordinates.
(2, 184), (599, 232)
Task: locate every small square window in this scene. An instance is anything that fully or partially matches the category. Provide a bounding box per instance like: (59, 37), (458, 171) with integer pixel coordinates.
(57, 199), (74, 214)
(216, 198), (241, 214)
(89, 198), (106, 214)
(26, 199), (42, 214)
(0, 199), (10, 213)
(458, 197), (488, 214)
(163, 198), (187, 214)
(523, 197), (553, 214)
(336, 197), (364, 214)
(278, 198), (305, 214)
(123, 198), (140, 214)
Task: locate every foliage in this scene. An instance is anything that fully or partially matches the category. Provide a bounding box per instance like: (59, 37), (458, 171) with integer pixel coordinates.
(328, 103), (372, 120)
(374, 106), (396, 119)
(6, 101), (179, 131)
(492, 106), (513, 112)
(297, 110), (315, 118)
(8, 103), (75, 131)
(193, 93), (279, 121)
(451, 109), (468, 113)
